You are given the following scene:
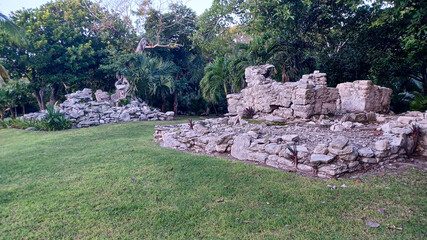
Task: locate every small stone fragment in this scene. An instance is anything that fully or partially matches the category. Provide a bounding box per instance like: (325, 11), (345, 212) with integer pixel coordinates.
(365, 221), (380, 228)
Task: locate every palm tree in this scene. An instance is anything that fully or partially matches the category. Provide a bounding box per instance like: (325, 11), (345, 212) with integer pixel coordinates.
(200, 57), (230, 104)
(0, 12), (26, 84)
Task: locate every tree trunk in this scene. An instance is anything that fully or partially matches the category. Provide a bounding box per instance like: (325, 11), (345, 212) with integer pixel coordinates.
(423, 69), (427, 96)
(22, 105), (25, 116)
(49, 83), (58, 106)
(34, 87), (46, 111)
(9, 107), (15, 119)
(0, 111), (4, 120)
(173, 91), (178, 116)
(282, 65), (289, 82)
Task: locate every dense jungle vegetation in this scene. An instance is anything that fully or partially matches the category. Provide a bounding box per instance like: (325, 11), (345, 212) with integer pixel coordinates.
(0, 0), (426, 117)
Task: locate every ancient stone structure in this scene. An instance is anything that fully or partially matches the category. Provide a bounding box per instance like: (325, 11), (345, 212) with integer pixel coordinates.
(154, 111), (427, 178)
(111, 75), (131, 104)
(25, 88), (174, 128)
(227, 65), (392, 121)
(155, 65), (425, 178)
(336, 80), (393, 113)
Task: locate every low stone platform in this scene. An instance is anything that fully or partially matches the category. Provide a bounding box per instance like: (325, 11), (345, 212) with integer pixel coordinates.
(154, 112), (427, 178)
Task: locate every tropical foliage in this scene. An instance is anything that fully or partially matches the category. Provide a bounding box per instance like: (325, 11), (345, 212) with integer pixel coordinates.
(0, 0), (426, 116)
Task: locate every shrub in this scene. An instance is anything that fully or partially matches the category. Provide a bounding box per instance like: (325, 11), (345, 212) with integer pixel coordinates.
(243, 107), (256, 119)
(119, 98), (131, 107)
(44, 105), (70, 131)
(0, 119), (8, 129)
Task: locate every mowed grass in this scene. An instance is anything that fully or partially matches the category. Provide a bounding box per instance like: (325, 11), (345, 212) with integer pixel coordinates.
(0, 118), (426, 239)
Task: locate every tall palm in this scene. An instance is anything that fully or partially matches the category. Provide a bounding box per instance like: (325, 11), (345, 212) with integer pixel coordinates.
(200, 57), (230, 104)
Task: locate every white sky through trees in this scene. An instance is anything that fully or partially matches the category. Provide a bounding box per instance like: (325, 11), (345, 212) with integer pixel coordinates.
(2, 0), (212, 16)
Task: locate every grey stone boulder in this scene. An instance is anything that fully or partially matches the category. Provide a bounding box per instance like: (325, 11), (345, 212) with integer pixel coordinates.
(231, 134), (252, 160)
(310, 154), (335, 163)
(329, 136), (349, 150)
(358, 147), (374, 158)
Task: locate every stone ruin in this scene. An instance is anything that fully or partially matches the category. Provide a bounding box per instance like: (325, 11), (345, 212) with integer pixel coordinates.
(227, 65), (392, 120)
(25, 87), (174, 128)
(154, 65), (427, 178)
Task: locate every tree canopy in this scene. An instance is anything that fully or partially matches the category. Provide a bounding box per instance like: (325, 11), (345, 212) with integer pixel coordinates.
(0, 0), (425, 116)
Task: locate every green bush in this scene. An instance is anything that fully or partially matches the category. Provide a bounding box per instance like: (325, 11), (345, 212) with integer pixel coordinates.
(118, 98), (131, 107)
(44, 105), (70, 131)
(409, 92), (427, 112)
(0, 106), (71, 131)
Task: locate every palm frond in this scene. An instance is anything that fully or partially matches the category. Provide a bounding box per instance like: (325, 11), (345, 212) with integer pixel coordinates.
(0, 12), (26, 45)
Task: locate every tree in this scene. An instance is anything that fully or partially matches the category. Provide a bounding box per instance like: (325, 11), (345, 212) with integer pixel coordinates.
(193, 0), (247, 61)
(101, 52), (178, 110)
(138, 3), (203, 115)
(134, 0), (195, 52)
(0, 87), (10, 120)
(0, 0), (135, 111)
(200, 57), (230, 104)
(7, 79), (32, 116)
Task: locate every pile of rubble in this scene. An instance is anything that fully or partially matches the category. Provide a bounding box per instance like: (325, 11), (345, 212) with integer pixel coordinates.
(24, 88), (174, 128)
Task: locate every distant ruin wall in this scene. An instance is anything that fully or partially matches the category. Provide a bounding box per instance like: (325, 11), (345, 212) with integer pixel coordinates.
(227, 65), (392, 120)
(24, 88), (174, 128)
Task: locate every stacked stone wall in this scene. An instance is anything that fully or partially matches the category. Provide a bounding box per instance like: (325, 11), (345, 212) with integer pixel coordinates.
(24, 88), (174, 128)
(227, 65), (392, 121)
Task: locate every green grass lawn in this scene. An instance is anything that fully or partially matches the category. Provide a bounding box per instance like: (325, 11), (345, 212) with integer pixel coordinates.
(1, 118), (426, 239)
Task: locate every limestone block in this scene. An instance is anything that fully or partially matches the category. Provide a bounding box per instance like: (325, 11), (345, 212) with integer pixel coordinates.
(310, 154), (335, 163)
(336, 80), (392, 113)
(358, 147), (374, 158)
(230, 134), (252, 160)
(375, 140), (389, 151)
(330, 136), (349, 150)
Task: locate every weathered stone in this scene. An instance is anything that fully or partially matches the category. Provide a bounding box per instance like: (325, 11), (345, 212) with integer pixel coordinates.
(397, 116), (418, 125)
(313, 144), (329, 154)
(391, 127), (412, 135)
(310, 154), (335, 163)
(248, 152), (268, 163)
(339, 151), (358, 161)
(337, 80), (392, 113)
(318, 163), (348, 176)
(265, 143), (283, 155)
(375, 140), (389, 151)
(277, 157), (294, 168)
(330, 136), (349, 150)
(328, 145), (354, 156)
(230, 134), (252, 160)
(361, 157), (377, 163)
(330, 124), (345, 132)
(265, 115), (286, 123)
(342, 121), (354, 129)
(216, 144), (229, 153)
(358, 147), (374, 158)
(348, 161), (360, 169)
(95, 90), (110, 102)
(266, 155), (279, 168)
(119, 112), (131, 122)
(297, 164), (314, 172)
(281, 135), (300, 142)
